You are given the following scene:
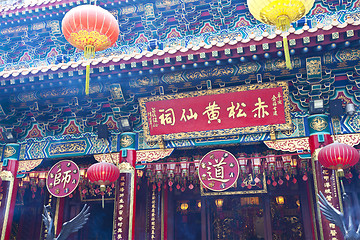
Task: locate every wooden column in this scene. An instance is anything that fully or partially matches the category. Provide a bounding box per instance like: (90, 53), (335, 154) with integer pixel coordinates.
(0, 143), (20, 240)
(113, 132), (137, 240)
(308, 114), (343, 240)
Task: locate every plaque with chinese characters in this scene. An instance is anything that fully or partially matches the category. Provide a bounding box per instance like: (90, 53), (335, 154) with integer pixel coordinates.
(139, 82), (291, 141)
(199, 150), (239, 191)
(46, 160), (80, 198)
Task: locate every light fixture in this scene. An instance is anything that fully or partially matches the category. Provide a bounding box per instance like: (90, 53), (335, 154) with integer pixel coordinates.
(345, 103), (356, 116)
(180, 202), (189, 211)
(120, 118), (132, 132)
(276, 196), (285, 205)
(197, 200), (201, 209)
(3, 129), (17, 143)
(215, 199), (224, 208)
(309, 99), (324, 115)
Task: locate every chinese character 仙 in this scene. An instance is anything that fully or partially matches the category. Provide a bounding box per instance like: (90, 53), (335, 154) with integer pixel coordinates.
(180, 108), (198, 122)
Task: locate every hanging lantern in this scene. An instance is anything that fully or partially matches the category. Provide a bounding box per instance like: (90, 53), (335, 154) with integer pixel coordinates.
(62, 5), (119, 95)
(87, 161), (120, 207)
(247, 0), (314, 69)
(318, 142), (360, 175)
(238, 153), (248, 179)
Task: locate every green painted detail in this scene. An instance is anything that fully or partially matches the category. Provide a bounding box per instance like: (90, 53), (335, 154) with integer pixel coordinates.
(3, 143), (20, 161)
(120, 132), (137, 150)
(318, 134), (325, 143)
(308, 114), (330, 135)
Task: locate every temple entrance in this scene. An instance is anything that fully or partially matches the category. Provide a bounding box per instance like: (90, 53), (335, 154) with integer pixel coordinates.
(210, 196), (266, 240)
(205, 190), (310, 240)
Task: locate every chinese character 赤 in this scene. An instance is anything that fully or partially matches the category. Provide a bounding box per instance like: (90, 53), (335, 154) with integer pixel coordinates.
(203, 101), (221, 123)
(180, 108), (198, 122)
(252, 97), (269, 118)
(227, 102), (247, 118)
(159, 108), (176, 126)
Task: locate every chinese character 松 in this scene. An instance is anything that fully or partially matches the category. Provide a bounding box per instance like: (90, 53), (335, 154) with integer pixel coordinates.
(227, 102), (247, 118)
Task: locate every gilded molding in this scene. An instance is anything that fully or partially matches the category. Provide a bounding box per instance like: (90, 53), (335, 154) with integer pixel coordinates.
(264, 134), (360, 152)
(139, 81), (292, 141)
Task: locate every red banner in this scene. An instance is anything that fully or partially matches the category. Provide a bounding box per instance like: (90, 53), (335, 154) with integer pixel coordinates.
(139, 82), (291, 141)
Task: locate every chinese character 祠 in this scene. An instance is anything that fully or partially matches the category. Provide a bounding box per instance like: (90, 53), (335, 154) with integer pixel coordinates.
(159, 108), (176, 126)
(203, 101), (221, 123)
(252, 97), (269, 118)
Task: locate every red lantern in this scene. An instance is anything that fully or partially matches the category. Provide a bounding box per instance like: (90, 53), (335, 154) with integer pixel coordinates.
(87, 161), (120, 207)
(62, 5), (119, 95)
(318, 141), (360, 172)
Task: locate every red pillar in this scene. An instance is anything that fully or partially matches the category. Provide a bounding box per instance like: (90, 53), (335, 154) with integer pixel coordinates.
(113, 132), (137, 240)
(0, 143), (20, 240)
(308, 114), (343, 240)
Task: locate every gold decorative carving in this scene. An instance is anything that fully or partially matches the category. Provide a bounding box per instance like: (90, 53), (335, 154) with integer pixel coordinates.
(264, 137), (309, 152)
(120, 135), (134, 148)
(309, 116), (328, 132)
(0, 171), (13, 181)
(139, 81), (292, 141)
(264, 134), (360, 152)
(49, 141), (86, 155)
(4, 146), (16, 158)
(200, 173), (267, 196)
(18, 159), (43, 172)
(118, 162), (134, 172)
(136, 148), (174, 162)
(94, 153), (119, 165)
(333, 134), (360, 147)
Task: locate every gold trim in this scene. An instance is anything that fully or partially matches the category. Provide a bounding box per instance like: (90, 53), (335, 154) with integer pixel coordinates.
(1, 171), (14, 240)
(112, 169), (135, 240)
(0, 171), (13, 181)
(139, 81), (292, 141)
(54, 198), (61, 235)
(200, 173), (267, 196)
(311, 149), (324, 240)
(128, 171), (135, 240)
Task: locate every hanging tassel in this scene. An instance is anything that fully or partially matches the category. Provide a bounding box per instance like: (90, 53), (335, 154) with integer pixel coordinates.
(85, 64), (90, 95)
(102, 194), (104, 208)
(84, 45), (95, 95)
(282, 35), (292, 70)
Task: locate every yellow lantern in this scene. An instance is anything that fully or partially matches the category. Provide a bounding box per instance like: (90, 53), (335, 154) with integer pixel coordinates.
(247, 0), (315, 69)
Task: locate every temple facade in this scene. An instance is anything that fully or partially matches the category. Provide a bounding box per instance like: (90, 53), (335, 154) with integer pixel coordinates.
(0, 0), (360, 239)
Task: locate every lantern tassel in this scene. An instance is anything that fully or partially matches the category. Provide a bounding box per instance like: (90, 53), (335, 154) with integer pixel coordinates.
(282, 35), (292, 70)
(84, 45), (95, 95)
(85, 64), (90, 95)
(102, 194), (104, 208)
